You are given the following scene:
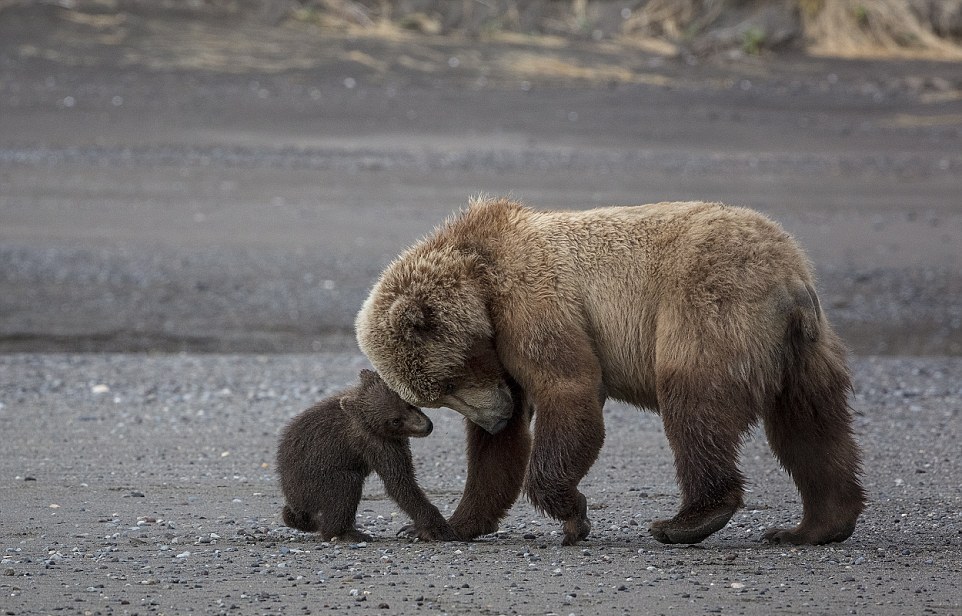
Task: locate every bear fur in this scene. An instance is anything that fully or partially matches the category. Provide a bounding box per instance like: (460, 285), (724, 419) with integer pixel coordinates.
(276, 369), (458, 542)
(355, 197), (866, 546)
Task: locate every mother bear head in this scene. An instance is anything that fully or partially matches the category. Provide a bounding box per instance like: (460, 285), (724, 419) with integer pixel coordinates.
(355, 241), (514, 434)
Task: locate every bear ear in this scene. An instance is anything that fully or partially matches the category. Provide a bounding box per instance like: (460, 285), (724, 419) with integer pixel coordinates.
(358, 369), (379, 386)
(387, 297), (434, 341)
(339, 393), (357, 413)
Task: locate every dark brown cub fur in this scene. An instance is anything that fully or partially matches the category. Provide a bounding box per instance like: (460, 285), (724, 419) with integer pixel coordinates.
(276, 369), (458, 542)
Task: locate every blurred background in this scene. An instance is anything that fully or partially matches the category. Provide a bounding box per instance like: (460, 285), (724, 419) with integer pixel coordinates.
(1, 0), (960, 355)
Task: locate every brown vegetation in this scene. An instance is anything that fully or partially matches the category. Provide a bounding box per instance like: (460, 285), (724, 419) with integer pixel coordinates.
(294, 0), (962, 59)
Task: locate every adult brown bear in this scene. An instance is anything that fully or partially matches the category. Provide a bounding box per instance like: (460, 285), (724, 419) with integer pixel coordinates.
(355, 197), (865, 546)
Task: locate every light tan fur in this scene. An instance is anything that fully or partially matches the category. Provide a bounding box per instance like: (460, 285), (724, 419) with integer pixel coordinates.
(356, 197), (865, 546)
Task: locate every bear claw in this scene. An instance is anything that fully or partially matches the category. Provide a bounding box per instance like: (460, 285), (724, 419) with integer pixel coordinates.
(332, 529), (373, 543)
(397, 523), (462, 542)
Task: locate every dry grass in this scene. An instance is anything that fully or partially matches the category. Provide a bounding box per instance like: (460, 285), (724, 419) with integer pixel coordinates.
(803, 0), (962, 59)
(293, 0), (962, 61)
(625, 0), (962, 59)
(502, 52), (676, 86)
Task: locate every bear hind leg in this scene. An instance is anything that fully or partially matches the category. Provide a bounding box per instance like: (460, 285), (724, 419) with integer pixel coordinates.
(763, 337), (865, 545)
(318, 471), (373, 542)
(648, 427), (746, 544)
(650, 373), (753, 544)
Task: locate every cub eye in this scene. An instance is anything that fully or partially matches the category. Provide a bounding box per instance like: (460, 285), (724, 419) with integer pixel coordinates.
(444, 382), (456, 395)
(391, 418), (403, 427)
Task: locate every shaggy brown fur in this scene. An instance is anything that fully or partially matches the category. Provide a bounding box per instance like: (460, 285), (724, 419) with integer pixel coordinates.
(276, 369), (457, 542)
(356, 197), (865, 546)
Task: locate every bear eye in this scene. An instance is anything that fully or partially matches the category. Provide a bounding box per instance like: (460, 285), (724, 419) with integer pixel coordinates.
(444, 382), (456, 395)
(391, 418), (403, 427)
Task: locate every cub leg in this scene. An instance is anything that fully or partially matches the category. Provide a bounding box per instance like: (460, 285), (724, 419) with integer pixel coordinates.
(377, 443), (459, 541)
(318, 471), (372, 542)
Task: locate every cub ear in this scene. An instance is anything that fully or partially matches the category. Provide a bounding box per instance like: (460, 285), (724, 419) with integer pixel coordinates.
(387, 296), (434, 341)
(358, 369), (379, 385)
(339, 394), (357, 412)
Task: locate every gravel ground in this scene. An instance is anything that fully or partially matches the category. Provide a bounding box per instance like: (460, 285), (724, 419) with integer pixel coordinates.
(2, 353), (961, 615)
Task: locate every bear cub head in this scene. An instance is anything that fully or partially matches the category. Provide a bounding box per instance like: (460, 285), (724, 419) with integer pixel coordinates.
(344, 369), (434, 439)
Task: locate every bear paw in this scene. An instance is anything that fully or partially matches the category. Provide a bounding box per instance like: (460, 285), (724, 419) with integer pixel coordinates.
(561, 492), (592, 546)
(447, 515), (500, 540)
(562, 516), (591, 546)
(397, 522), (462, 542)
(649, 506), (735, 544)
(763, 521), (856, 545)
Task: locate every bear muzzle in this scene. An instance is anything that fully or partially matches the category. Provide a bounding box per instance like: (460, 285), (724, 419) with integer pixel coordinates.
(406, 412), (434, 437)
(442, 382), (514, 435)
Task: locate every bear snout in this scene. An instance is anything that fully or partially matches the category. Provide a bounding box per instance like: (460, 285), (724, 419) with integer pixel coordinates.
(405, 414), (433, 437)
(418, 417), (434, 437)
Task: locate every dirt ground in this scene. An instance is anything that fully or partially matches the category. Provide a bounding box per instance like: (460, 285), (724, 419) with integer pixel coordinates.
(1, 2), (961, 615)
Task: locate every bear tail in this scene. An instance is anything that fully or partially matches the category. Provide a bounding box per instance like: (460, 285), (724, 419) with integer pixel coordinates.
(788, 280), (822, 343)
(282, 506), (318, 532)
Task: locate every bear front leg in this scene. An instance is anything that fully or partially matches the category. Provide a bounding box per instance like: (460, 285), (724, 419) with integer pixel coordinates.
(524, 389), (605, 547)
(447, 406), (532, 539)
(375, 443), (460, 541)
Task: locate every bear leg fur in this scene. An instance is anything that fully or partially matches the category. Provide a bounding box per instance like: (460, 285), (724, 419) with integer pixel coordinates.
(316, 470), (372, 542)
(447, 404), (532, 539)
(524, 388), (605, 547)
(281, 506), (319, 533)
(649, 369), (754, 544)
(762, 328), (866, 545)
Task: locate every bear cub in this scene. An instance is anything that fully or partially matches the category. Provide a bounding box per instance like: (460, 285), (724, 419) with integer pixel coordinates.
(276, 369), (458, 542)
